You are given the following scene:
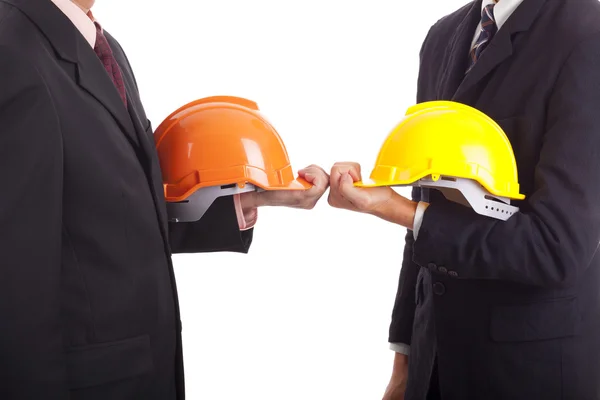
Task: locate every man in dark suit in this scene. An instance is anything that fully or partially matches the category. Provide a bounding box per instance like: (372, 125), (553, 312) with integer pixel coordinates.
(329, 0), (600, 399)
(0, 0), (328, 399)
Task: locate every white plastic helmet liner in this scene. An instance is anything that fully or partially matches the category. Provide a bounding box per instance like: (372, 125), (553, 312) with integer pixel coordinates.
(415, 176), (520, 221)
(167, 184), (259, 223)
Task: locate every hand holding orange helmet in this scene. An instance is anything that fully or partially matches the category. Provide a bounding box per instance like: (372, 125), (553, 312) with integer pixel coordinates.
(154, 96), (329, 222)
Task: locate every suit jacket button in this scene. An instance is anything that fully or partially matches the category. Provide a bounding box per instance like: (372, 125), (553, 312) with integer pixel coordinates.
(427, 262), (437, 270)
(438, 266), (448, 274)
(448, 271), (458, 277)
(433, 282), (446, 296)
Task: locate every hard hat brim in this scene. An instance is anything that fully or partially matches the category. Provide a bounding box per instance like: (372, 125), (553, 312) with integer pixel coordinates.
(256, 177), (313, 191)
(354, 179), (403, 188)
(354, 176), (526, 200)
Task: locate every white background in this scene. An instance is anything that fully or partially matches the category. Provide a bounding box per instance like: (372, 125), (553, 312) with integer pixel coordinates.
(93, 1), (467, 399)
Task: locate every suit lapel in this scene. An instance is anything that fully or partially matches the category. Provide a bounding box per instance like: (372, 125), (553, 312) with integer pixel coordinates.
(75, 35), (139, 147)
(438, 0), (482, 100)
(454, 0), (549, 100)
(3, 0), (140, 149)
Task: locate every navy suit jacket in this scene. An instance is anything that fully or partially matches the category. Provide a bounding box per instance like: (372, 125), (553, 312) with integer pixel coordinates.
(389, 0), (600, 399)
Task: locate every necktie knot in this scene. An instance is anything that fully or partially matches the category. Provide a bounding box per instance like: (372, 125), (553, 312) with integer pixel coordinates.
(466, 3), (498, 73)
(480, 4), (497, 35)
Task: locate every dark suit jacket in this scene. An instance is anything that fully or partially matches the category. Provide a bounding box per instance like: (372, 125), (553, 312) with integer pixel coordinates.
(0, 0), (252, 398)
(389, 0), (600, 399)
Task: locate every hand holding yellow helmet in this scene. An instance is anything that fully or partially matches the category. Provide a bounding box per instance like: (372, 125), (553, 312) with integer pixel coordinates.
(356, 101), (525, 220)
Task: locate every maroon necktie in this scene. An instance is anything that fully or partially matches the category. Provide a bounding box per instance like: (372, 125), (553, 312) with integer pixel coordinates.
(93, 23), (127, 108)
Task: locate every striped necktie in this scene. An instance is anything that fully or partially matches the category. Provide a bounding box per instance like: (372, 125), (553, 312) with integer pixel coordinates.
(466, 3), (498, 74)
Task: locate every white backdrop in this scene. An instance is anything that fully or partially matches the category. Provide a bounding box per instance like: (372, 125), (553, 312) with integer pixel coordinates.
(93, 1), (467, 398)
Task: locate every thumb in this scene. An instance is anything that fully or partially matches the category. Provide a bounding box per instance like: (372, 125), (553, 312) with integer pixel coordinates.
(339, 173), (358, 199)
(339, 173), (370, 210)
(298, 168), (318, 183)
(301, 172), (316, 183)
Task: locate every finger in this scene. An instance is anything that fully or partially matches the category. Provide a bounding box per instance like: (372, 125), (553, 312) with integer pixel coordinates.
(300, 166), (330, 189)
(297, 167), (310, 176)
(346, 166), (362, 182)
(313, 165), (330, 178)
(329, 166), (344, 188)
(300, 165), (325, 180)
(327, 175), (347, 208)
(333, 161), (361, 173)
(331, 162), (362, 182)
(310, 172), (329, 192)
(310, 165), (330, 179)
(330, 164), (352, 183)
(339, 173), (369, 210)
(311, 167), (330, 186)
(339, 172), (356, 196)
(301, 171), (317, 183)
(301, 164), (323, 172)
(299, 164), (326, 176)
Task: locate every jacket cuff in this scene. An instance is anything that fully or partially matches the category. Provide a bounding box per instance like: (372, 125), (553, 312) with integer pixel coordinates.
(389, 342), (411, 355)
(412, 199), (471, 277)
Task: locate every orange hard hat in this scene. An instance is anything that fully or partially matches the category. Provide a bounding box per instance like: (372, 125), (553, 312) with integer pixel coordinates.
(155, 96), (311, 204)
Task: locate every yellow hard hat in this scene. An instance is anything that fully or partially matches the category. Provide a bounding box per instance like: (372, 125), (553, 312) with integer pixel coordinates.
(357, 101), (524, 199)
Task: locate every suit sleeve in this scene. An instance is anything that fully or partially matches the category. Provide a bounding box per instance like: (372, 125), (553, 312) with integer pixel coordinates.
(388, 187), (421, 344)
(168, 197), (254, 254)
(413, 32), (600, 288)
(0, 47), (69, 398)
(140, 119), (253, 254)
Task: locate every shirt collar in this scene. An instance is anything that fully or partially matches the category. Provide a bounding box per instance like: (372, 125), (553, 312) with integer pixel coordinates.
(50, 0), (97, 48)
(481, 0), (526, 30)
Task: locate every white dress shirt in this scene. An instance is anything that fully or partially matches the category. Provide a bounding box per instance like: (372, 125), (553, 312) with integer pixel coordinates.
(393, 0), (524, 356)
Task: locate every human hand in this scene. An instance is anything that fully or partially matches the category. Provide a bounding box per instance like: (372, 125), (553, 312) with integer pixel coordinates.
(328, 162), (417, 228)
(252, 164), (330, 210)
(327, 162), (395, 214)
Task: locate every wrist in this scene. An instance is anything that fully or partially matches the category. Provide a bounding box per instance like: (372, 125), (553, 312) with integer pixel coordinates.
(370, 191), (417, 229)
(240, 191), (259, 210)
(252, 190), (279, 208)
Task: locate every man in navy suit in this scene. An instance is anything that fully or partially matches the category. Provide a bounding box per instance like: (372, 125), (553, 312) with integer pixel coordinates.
(329, 0), (600, 399)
